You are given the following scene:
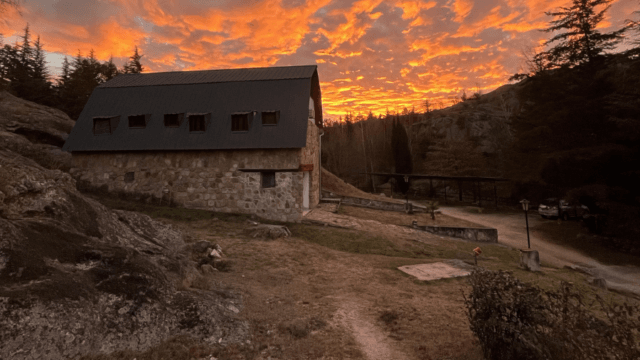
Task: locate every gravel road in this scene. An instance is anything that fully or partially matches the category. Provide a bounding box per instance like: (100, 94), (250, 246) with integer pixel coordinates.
(440, 206), (640, 298)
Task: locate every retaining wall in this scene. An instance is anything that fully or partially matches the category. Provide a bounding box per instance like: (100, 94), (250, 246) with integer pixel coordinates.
(413, 224), (498, 243)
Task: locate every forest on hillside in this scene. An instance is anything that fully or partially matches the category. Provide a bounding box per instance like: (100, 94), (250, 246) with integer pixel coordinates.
(322, 0), (640, 207)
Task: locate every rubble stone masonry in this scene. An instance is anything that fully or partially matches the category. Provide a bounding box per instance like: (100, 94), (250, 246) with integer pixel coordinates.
(71, 123), (321, 222)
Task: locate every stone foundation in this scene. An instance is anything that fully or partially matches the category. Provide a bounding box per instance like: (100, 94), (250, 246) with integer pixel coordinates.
(71, 149), (308, 222)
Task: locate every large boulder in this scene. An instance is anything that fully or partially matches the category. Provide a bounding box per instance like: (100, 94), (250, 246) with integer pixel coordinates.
(0, 91), (74, 170)
(0, 149), (247, 359)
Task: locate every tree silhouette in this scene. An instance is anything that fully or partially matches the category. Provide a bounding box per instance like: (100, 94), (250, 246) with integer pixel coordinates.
(123, 46), (144, 74)
(535, 0), (628, 69)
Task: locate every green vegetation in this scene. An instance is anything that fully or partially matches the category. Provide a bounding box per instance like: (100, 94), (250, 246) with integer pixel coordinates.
(464, 269), (640, 360)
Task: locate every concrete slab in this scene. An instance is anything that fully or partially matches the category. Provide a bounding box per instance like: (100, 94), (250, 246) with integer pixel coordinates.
(398, 260), (477, 282)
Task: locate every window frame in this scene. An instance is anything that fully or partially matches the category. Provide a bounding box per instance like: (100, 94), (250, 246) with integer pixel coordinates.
(188, 113), (209, 133)
(124, 172), (135, 183)
(92, 116), (119, 135)
(231, 112), (250, 132)
(128, 114), (148, 128)
(164, 113), (183, 128)
(261, 110), (280, 126)
(261, 171), (276, 188)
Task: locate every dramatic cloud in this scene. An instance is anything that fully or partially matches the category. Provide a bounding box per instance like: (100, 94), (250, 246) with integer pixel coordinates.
(1, 0), (635, 118)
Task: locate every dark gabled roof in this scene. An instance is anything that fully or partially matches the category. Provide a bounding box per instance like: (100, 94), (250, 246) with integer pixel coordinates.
(98, 65), (318, 88)
(63, 65), (322, 152)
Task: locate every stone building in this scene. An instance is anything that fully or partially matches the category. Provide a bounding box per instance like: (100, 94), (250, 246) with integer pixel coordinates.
(63, 65), (323, 221)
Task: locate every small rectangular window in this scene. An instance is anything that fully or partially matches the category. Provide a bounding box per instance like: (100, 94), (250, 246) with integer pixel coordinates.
(261, 171), (276, 188)
(128, 115), (146, 128)
(189, 115), (206, 132)
(232, 113), (249, 132)
(124, 172), (134, 183)
(164, 114), (182, 127)
(93, 117), (112, 135)
(262, 111), (279, 125)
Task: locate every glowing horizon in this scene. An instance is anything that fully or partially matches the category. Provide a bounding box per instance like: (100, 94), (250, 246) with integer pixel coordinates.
(0, 0), (636, 119)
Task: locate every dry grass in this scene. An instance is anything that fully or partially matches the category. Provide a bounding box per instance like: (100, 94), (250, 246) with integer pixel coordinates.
(80, 195), (638, 360)
(322, 167), (406, 204)
(339, 205), (486, 228)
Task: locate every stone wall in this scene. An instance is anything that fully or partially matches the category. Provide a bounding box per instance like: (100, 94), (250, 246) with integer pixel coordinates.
(71, 149), (306, 222)
(300, 120), (320, 208)
(413, 224), (498, 243)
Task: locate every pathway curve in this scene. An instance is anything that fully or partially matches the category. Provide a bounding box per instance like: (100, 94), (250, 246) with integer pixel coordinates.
(440, 207), (640, 297)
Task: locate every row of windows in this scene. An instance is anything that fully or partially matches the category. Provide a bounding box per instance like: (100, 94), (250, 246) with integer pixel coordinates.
(93, 111), (280, 135)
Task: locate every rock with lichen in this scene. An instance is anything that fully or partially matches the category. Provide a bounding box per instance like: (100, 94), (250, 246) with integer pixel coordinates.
(0, 149), (248, 360)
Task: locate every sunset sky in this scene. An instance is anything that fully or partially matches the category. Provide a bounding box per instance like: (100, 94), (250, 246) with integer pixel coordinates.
(0, 0), (637, 118)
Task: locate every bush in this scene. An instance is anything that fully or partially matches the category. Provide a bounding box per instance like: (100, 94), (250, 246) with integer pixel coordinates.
(463, 270), (640, 360)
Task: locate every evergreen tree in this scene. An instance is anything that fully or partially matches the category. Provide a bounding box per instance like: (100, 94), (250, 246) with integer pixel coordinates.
(32, 35), (47, 80)
(391, 117), (412, 194)
(58, 56), (70, 87)
(18, 24), (32, 67)
(123, 46), (143, 74)
(102, 56), (119, 81)
(535, 0), (628, 69)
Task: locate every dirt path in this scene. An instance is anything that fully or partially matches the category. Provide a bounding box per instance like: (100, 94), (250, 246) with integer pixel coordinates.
(440, 207), (640, 297)
(334, 300), (411, 360)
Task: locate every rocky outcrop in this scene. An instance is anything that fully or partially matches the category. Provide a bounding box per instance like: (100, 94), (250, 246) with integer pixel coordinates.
(0, 149), (247, 359)
(0, 91), (75, 171)
(411, 83), (520, 154)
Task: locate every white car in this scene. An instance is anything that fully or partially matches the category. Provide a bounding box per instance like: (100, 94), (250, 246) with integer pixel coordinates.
(538, 198), (590, 221)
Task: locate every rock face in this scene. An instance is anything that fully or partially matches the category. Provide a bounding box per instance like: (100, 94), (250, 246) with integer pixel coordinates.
(410, 83), (520, 155)
(0, 149), (247, 359)
(0, 91), (75, 171)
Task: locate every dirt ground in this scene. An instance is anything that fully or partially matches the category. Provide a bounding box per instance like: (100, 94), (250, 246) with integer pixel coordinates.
(86, 197), (637, 360)
(439, 206), (640, 299)
(183, 219), (485, 360)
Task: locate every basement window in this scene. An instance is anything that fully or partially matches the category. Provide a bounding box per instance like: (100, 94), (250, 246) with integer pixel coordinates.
(124, 172), (134, 183)
(128, 114), (147, 128)
(93, 116), (119, 135)
(262, 111), (279, 126)
(164, 113), (183, 127)
(232, 113), (249, 132)
(261, 171), (276, 188)
(189, 114), (207, 132)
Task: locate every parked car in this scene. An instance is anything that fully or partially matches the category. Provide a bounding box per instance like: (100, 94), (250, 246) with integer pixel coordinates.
(538, 198), (590, 220)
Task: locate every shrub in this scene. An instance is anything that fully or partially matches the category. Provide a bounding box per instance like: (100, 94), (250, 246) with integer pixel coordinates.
(463, 270), (640, 360)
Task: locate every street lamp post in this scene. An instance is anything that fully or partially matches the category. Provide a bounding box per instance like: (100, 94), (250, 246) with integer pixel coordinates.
(520, 199), (531, 249)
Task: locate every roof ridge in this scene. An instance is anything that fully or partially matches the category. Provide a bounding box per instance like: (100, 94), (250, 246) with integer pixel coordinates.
(98, 65), (318, 88)
(116, 64), (317, 76)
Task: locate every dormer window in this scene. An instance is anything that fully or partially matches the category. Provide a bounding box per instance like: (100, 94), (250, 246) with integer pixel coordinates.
(128, 114), (148, 128)
(262, 111), (279, 126)
(188, 113), (209, 132)
(232, 113), (250, 132)
(93, 116), (119, 135)
(164, 113), (183, 128)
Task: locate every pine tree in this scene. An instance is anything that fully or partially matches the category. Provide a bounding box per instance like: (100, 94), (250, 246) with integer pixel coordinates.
(58, 56), (70, 87)
(32, 35), (47, 80)
(535, 0), (628, 68)
(19, 23), (31, 67)
(102, 56), (118, 81)
(123, 46), (143, 74)
(391, 118), (413, 194)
